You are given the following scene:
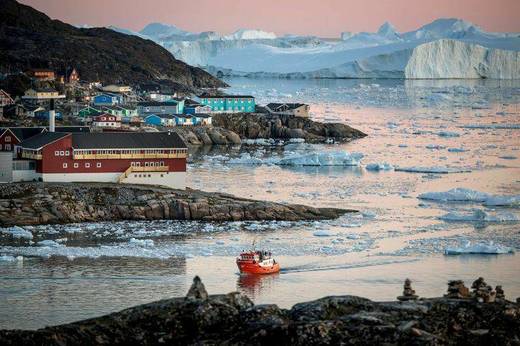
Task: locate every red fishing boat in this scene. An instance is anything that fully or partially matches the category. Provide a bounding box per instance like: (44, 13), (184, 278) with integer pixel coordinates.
(236, 250), (280, 274)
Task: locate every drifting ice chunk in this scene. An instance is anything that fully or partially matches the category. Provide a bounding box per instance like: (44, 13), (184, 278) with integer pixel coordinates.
(277, 151), (363, 166)
(419, 188), (489, 202)
(396, 166), (471, 174)
(365, 163), (394, 171)
(484, 195), (520, 207)
(445, 241), (514, 255)
(313, 230), (334, 237)
(128, 238), (155, 247)
(439, 209), (519, 222)
(37, 240), (62, 247)
(1, 226), (33, 240)
(437, 131), (460, 137)
(448, 147), (468, 152)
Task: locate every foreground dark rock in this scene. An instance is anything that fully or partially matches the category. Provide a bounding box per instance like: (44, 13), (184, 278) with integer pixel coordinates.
(0, 182), (352, 226)
(2, 277), (519, 345)
(213, 112), (367, 143)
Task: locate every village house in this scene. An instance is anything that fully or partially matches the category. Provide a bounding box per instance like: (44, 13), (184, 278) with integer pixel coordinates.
(58, 67), (80, 84)
(2, 104), (27, 118)
(184, 99), (212, 115)
(22, 88), (63, 101)
(144, 114), (176, 127)
(101, 85), (132, 93)
(8, 132), (187, 189)
(0, 90), (14, 107)
(102, 105), (138, 117)
(91, 114), (122, 129)
(77, 105), (102, 118)
(26, 68), (55, 81)
(93, 93), (122, 107)
(265, 103), (310, 118)
(148, 93), (176, 102)
(192, 114), (212, 126)
(34, 109), (63, 121)
(199, 94), (255, 113)
(137, 100), (185, 116)
(0, 127), (45, 152)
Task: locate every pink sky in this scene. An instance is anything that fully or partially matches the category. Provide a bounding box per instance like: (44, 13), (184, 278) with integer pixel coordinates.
(20, 0), (520, 37)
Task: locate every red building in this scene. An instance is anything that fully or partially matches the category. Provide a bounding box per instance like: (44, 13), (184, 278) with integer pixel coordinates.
(14, 132), (187, 189)
(0, 127), (45, 152)
(0, 90), (14, 107)
(26, 68), (56, 81)
(92, 114), (121, 129)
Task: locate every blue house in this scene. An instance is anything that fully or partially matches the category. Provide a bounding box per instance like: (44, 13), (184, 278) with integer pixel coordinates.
(137, 99), (185, 116)
(144, 114), (163, 126)
(93, 93), (122, 106)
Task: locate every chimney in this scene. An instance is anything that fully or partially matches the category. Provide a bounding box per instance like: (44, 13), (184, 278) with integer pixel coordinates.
(49, 98), (55, 132)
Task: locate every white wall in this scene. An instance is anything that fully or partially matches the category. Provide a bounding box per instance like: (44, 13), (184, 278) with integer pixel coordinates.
(13, 170), (41, 182)
(0, 152), (13, 183)
(42, 171), (186, 189)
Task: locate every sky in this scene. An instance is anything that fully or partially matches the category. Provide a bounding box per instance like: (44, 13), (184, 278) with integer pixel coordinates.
(20, 0), (520, 37)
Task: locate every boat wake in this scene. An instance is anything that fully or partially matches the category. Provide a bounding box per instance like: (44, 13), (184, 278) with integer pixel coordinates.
(280, 258), (419, 274)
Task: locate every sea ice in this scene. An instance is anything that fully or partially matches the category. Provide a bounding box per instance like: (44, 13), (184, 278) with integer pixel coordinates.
(128, 238), (155, 247)
(365, 163), (394, 171)
(419, 188), (489, 202)
(439, 209), (519, 222)
(313, 230), (334, 237)
(37, 240), (62, 247)
(444, 241), (514, 255)
(437, 131), (460, 137)
(277, 151), (363, 166)
(483, 195), (520, 207)
(448, 147), (468, 152)
(396, 166), (470, 174)
(0, 226), (33, 239)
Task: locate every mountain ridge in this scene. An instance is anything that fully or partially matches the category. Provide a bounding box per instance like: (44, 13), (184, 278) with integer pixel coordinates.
(0, 0), (226, 90)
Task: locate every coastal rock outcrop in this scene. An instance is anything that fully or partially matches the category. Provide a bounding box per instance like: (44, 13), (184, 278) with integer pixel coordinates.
(212, 113), (367, 143)
(0, 183), (353, 226)
(1, 276), (519, 345)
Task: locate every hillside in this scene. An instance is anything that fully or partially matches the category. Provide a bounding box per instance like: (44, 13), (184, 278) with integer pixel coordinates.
(0, 0), (226, 90)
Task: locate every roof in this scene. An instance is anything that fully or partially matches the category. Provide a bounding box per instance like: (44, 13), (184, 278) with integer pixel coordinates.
(18, 132), (69, 150)
(266, 103), (307, 110)
(184, 99), (201, 106)
(192, 114), (211, 118)
(54, 126), (91, 133)
(72, 132), (187, 149)
(138, 101), (179, 107)
(199, 93), (254, 99)
(0, 127), (45, 141)
(33, 88), (58, 93)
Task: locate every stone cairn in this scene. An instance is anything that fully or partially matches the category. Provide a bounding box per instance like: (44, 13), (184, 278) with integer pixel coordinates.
(495, 285), (505, 300)
(397, 278), (418, 301)
(186, 276), (208, 300)
(471, 277), (496, 303)
(444, 280), (470, 299)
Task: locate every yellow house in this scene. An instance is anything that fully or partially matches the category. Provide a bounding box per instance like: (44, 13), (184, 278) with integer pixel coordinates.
(101, 85), (132, 93)
(22, 88), (64, 100)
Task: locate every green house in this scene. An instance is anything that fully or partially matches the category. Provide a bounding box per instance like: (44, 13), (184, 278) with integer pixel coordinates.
(199, 94), (255, 113)
(77, 105), (102, 118)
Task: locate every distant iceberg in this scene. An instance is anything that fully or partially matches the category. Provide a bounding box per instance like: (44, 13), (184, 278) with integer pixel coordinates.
(419, 188), (489, 202)
(445, 241), (514, 255)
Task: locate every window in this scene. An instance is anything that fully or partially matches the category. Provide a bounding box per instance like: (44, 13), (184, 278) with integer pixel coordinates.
(74, 163), (78, 168)
(5, 144), (11, 151)
(63, 163), (68, 168)
(97, 162), (101, 168)
(145, 162), (149, 167)
(5, 136), (11, 142)
(60, 151), (64, 156)
(85, 163), (90, 168)
(65, 151), (69, 156)
(55, 151), (59, 156)
(160, 174), (164, 178)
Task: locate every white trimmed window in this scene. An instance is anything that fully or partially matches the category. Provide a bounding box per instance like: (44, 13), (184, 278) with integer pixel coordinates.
(5, 144), (11, 151)
(74, 163), (78, 168)
(85, 163), (90, 168)
(63, 163), (67, 168)
(60, 151), (64, 156)
(65, 151), (69, 156)
(55, 151), (59, 156)
(5, 136), (11, 142)
(97, 162), (101, 168)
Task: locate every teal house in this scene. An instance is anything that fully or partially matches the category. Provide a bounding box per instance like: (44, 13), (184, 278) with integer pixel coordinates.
(199, 94), (255, 113)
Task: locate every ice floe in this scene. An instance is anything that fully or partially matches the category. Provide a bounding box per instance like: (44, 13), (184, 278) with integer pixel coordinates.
(444, 241), (514, 255)
(396, 166), (471, 174)
(419, 188), (520, 207)
(277, 151), (363, 166)
(128, 238), (155, 247)
(439, 209), (519, 222)
(313, 230), (334, 237)
(1, 226), (33, 240)
(365, 163), (394, 171)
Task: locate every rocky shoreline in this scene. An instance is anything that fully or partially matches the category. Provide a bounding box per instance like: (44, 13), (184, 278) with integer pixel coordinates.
(2, 276), (519, 344)
(0, 183), (352, 226)
(170, 112), (367, 145)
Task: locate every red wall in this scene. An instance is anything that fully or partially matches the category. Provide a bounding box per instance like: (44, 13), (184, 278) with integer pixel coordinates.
(37, 135), (186, 174)
(0, 130), (20, 152)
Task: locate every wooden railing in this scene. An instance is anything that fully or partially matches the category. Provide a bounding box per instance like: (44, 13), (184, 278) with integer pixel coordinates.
(20, 151), (42, 160)
(73, 153), (187, 160)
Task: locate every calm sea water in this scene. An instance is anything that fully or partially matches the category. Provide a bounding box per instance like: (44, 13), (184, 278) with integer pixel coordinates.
(1, 78), (519, 330)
